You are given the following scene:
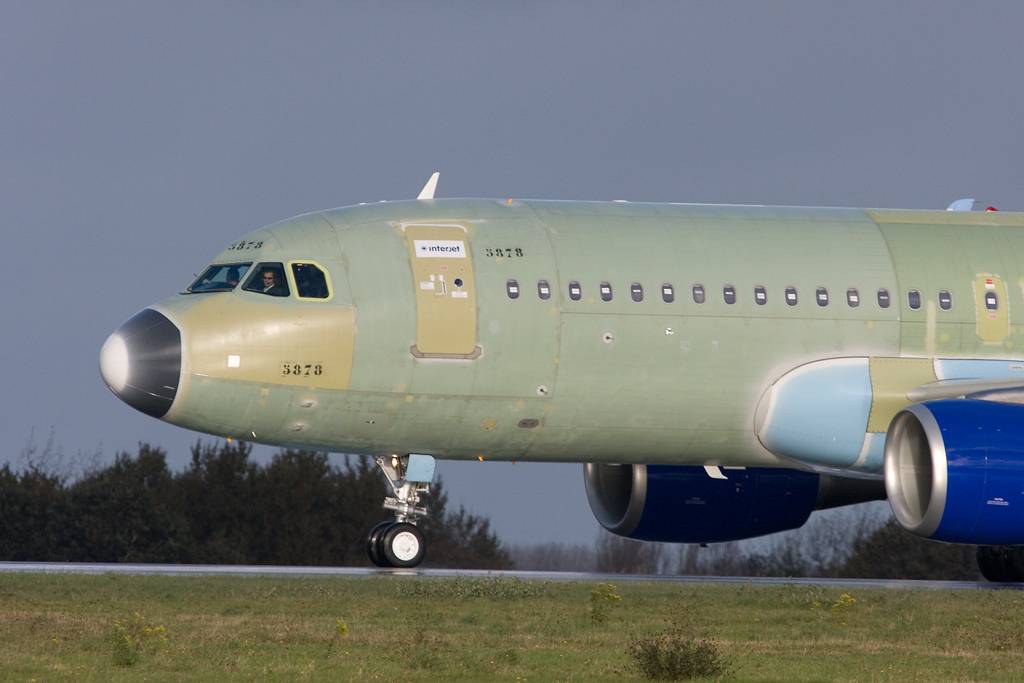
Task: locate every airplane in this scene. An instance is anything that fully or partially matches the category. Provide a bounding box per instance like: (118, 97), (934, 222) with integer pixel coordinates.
(99, 174), (1024, 580)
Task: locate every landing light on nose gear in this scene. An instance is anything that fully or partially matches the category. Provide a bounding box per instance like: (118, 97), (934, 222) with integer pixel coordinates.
(368, 453), (436, 568)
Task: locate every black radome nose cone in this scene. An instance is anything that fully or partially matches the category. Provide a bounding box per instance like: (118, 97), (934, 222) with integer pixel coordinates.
(100, 309), (182, 418)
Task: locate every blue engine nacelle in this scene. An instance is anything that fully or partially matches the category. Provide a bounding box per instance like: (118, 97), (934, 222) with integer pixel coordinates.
(584, 463), (883, 543)
(885, 399), (1024, 545)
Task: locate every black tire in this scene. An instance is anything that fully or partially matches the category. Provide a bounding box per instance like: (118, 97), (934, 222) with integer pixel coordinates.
(1008, 548), (1024, 582)
(367, 521), (394, 567)
(976, 546), (1024, 582)
(381, 522), (426, 568)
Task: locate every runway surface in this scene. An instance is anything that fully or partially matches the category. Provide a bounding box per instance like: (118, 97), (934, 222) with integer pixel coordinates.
(0, 562), (1016, 590)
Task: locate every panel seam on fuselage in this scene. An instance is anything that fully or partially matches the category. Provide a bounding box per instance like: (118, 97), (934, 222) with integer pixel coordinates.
(521, 201), (564, 406)
(862, 209), (903, 353)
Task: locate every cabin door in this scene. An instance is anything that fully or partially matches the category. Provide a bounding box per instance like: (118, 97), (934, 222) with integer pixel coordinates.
(404, 223), (480, 358)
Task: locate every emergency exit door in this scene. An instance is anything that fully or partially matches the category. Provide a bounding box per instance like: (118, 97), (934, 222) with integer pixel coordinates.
(404, 223), (480, 358)
(973, 274), (1010, 343)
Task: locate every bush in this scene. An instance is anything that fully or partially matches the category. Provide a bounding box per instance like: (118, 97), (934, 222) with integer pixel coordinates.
(110, 612), (169, 667)
(589, 582), (621, 624)
(627, 631), (730, 680)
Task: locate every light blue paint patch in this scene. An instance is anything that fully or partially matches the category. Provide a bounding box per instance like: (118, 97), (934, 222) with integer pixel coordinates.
(936, 359), (1024, 381)
(855, 432), (885, 474)
(760, 359), (872, 468)
(405, 453), (436, 482)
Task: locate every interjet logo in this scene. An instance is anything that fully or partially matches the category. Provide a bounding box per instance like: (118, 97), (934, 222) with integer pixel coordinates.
(413, 240), (466, 258)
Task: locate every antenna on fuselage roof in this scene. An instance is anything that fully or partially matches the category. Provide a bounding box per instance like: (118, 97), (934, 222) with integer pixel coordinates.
(417, 171), (440, 200)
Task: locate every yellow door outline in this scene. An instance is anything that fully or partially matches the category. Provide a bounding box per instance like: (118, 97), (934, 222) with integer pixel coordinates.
(404, 223), (481, 359)
(973, 274), (1010, 343)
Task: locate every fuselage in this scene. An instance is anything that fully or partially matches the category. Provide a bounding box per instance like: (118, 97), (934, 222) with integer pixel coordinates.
(101, 199), (1024, 471)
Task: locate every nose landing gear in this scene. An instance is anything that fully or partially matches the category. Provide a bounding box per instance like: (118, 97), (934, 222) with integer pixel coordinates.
(367, 454), (435, 568)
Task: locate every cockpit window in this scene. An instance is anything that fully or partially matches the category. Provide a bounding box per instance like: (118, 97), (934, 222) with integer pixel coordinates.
(243, 262), (290, 297)
(186, 262), (251, 293)
(292, 262), (330, 299)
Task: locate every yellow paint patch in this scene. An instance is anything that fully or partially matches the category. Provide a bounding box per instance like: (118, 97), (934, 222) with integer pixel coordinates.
(404, 223), (479, 357)
(925, 301), (936, 356)
(176, 295), (355, 390)
(867, 357), (937, 432)
(481, 418), (498, 431)
(973, 274), (1010, 343)
(867, 209), (1024, 227)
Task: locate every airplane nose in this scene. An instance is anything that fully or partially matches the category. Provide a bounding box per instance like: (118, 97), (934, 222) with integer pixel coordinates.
(100, 309), (182, 418)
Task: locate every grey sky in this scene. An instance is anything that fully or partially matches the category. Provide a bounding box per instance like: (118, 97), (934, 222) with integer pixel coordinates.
(2, 2), (1022, 544)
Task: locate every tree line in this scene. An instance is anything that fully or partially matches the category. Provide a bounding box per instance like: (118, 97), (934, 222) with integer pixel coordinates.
(0, 441), (509, 568)
(509, 507), (980, 580)
(0, 439), (981, 579)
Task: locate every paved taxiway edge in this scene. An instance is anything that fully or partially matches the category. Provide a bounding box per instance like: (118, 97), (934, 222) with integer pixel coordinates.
(0, 562), (1015, 590)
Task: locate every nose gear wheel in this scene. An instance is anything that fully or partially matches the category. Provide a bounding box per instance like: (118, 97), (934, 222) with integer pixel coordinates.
(366, 454), (434, 568)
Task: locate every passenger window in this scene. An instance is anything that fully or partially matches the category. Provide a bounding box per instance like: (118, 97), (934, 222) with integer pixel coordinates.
(692, 284), (706, 304)
(631, 283), (644, 302)
(938, 290), (952, 310)
(785, 287), (798, 306)
(754, 286), (767, 305)
(291, 262), (330, 299)
(569, 281), (582, 301)
(537, 280), (551, 300)
(986, 291), (999, 310)
(506, 279), (520, 299)
(847, 288), (860, 307)
(600, 282), (613, 302)
(816, 287), (829, 307)
(877, 288), (891, 308)
(243, 262), (290, 297)
(723, 285), (737, 304)
(661, 283), (675, 303)
(907, 290), (921, 310)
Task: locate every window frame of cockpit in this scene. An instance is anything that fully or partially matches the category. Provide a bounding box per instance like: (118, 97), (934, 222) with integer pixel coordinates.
(184, 262), (254, 294)
(286, 259), (334, 302)
(241, 261), (292, 297)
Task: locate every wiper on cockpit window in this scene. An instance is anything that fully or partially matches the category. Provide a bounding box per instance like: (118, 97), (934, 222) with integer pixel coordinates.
(185, 262), (252, 293)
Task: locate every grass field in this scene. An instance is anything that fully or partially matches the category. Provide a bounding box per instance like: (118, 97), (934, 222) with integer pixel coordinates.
(1, 573), (1022, 681)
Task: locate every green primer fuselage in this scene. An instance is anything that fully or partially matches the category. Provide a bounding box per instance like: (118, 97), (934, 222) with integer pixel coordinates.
(154, 199), (1024, 467)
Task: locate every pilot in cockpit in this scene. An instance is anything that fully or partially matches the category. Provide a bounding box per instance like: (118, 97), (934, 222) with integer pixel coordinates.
(259, 268), (288, 297)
